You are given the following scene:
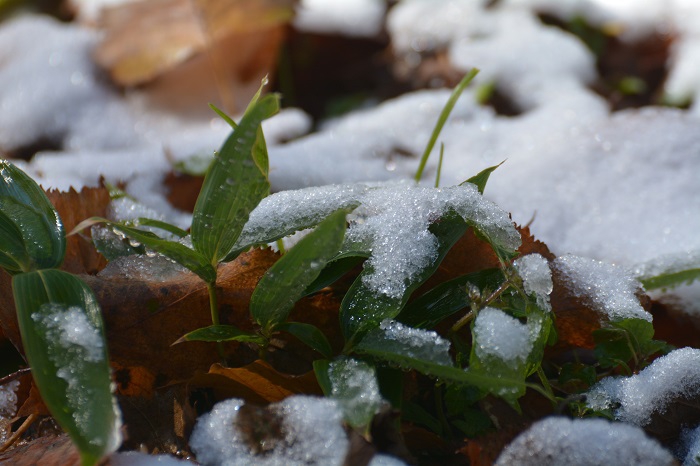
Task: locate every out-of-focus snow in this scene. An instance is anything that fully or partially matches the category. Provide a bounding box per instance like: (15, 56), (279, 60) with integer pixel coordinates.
(587, 347), (700, 426)
(494, 416), (675, 466)
(189, 396), (349, 466)
(294, 0), (386, 38)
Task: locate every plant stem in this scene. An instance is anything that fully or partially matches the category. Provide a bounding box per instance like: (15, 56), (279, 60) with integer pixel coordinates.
(451, 280), (511, 333)
(207, 281), (227, 363)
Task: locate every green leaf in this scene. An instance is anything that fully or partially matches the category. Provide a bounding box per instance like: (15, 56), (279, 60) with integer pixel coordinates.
(354, 330), (525, 399)
(0, 161), (65, 271)
(462, 160), (505, 194)
(640, 268), (700, 291)
(136, 218), (188, 238)
(75, 218), (215, 283)
(276, 322), (333, 359)
(402, 402), (443, 436)
(191, 94), (280, 263)
(414, 68), (479, 182)
(13, 270), (121, 465)
(340, 212), (469, 345)
(303, 255), (366, 296)
(0, 209), (31, 273)
(313, 359), (333, 396)
(327, 356), (384, 429)
(251, 209), (348, 332)
(593, 318), (666, 371)
(397, 268), (505, 329)
(173, 324), (264, 345)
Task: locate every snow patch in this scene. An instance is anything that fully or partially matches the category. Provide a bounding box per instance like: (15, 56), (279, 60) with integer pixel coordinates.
(514, 253), (553, 312)
(473, 308), (533, 366)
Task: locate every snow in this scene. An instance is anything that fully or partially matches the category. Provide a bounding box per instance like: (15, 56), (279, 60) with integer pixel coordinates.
(553, 255), (651, 323)
(31, 303), (122, 451)
(237, 181), (519, 299)
(97, 254), (189, 282)
(473, 308), (532, 367)
(360, 319), (453, 366)
(294, 0), (386, 38)
(189, 396), (349, 466)
(0, 380), (19, 418)
(368, 455), (408, 466)
(677, 424), (700, 466)
(328, 357), (384, 428)
(586, 347), (700, 427)
(514, 254), (553, 312)
(110, 451), (191, 466)
(494, 416), (675, 466)
(32, 305), (104, 362)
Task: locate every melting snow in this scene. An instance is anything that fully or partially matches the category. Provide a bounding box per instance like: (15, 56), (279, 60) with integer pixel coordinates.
(190, 396), (348, 466)
(553, 255), (651, 322)
(360, 319), (453, 366)
(587, 347), (700, 426)
(328, 357), (384, 428)
(494, 416), (675, 466)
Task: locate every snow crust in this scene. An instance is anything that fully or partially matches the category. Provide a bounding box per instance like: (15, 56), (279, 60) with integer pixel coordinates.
(294, 0), (386, 38)
(494, 416), (675, 466)
(587, 347), (700, 426)
(190, 396), (348, 466)
(473, 308), (532, 367)
(553, 255), (651, 322)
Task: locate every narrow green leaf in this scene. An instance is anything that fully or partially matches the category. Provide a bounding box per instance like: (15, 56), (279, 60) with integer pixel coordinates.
(313, 359), (332, 396)
(303, 255), (366, 296)
(354, 330), (524, 398)
(251, 209), (348, 332)
(136, 218), (188, 238)
(209, 103), (238, 129)
(640, 268), (700, 290)
(461, 160), (505, 194)
(173, 324), (264, 345)
(191, 94), (280, 263)
(13, 270), (121, 465)
(276, 322), (333, 359)
(414, 68), (479, 182)
(0, 161), (65, 270)
(402, 402), (443, 435)
(340, 212), (469, 344)
(75, 218), (215, 283)
(397, 268), (505, 329)
(327, 357), (384, 429)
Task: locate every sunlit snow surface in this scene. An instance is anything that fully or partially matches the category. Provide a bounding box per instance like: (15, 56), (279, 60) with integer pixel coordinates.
(514, 253), (553, 312)
(189, 396), (349, 466)
(494, 416), (675, 466)
(587, 347), (700, 427)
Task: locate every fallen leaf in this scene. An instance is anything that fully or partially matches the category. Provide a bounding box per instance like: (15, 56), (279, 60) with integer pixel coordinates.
(0, 433), (80, 466)
(94, 0), (294, 112)
(188, 360), (321, 405)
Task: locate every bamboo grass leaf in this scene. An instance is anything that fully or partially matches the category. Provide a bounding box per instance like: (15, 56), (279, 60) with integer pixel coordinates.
(250, 209), (348, 332)
(173, 324), (264, 345)
(276, 322), (333, 359)
(191, 94), (280, 264)
(13, 270), (121, 466)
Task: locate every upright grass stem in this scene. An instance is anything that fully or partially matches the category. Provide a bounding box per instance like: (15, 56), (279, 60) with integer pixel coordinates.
(414, 68), (479, 183)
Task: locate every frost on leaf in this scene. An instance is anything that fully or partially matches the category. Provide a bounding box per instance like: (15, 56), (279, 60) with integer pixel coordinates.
(586, 347), (700, 427)
(234, 181), (520, 299)
(553, 254), (651, 323)
(190, 395), (348, 466)
(494, 417), (675, 466)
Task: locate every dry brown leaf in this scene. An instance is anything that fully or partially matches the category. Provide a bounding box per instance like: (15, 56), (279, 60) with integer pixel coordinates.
(0, 433), (80, 465)
(95, 0), (294, 91)
(45, 185), (111, 275)
(188, 360), (321, 405)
